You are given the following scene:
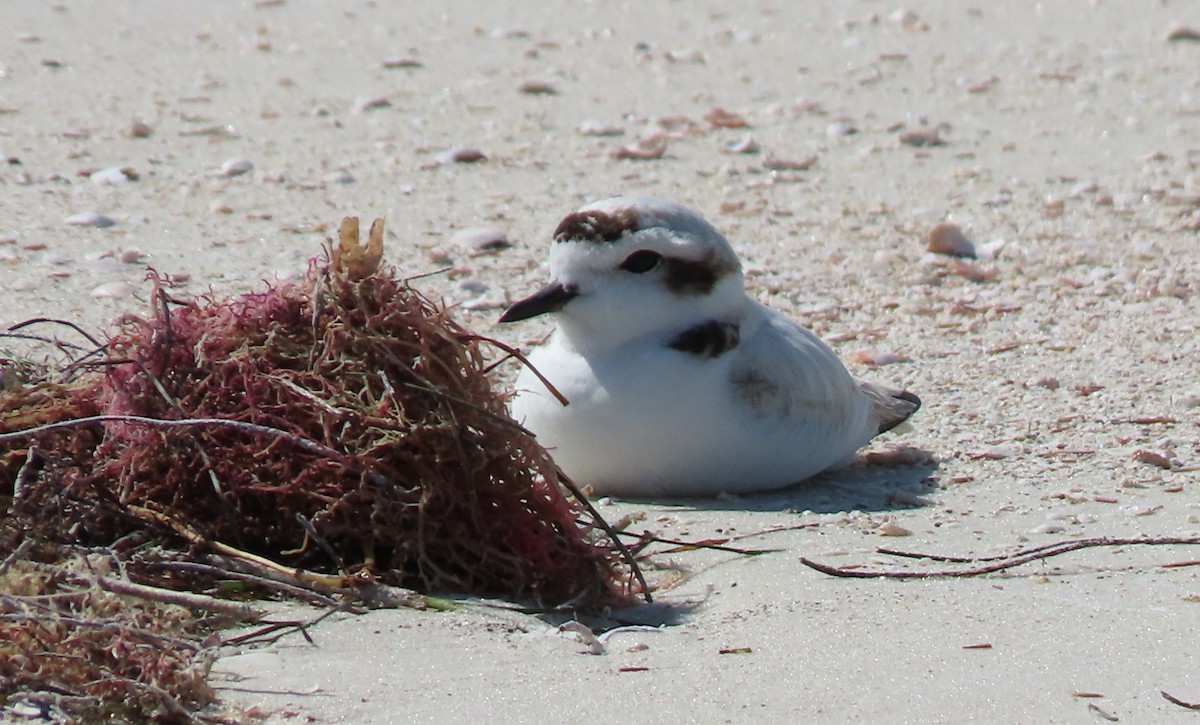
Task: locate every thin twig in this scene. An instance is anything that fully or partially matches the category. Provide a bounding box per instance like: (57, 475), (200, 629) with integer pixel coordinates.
(620, 531), (780, 556)
(1161, 690), (1200, 711)
(6, 317), (104, 351)
(876, 538), (1083, 563)
(556, 470), (651, 603)
(294, 513), (346, 574)
(0, 537), (35, 577)
(141, 560), (346, 609)
(462, 334), (570, 407)
(802, 536), (1200, 579)
(222, 608), (340, 647)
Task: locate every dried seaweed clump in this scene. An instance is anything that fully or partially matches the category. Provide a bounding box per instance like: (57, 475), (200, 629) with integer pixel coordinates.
(0, 545), (220, 723)
(0, 218), (637, 720)
(5, 218), (632, 604)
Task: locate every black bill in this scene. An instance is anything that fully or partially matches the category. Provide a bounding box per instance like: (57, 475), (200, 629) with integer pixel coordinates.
(499, 281), (579, 322)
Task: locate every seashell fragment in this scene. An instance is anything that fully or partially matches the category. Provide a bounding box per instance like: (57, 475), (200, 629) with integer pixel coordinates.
(119, 248), (146, 264)
(1132, 449), (1175, 469)
(425, 247), (453, 265)
(518, 79), (558, 95)
(762, 154), (817, 171)
(124, 120), (153, 138)
(323, 170), (355, 184)
(382, 56), (423, 69)
(723, 134), (759, 154)
(847, 350), (905, 366)
(610, 133), (668, 160)
(1030, 523), (1065, 535)
(889, 8), (930, 31)
(453, 227), (511, 255)
(927, 222), (976, 258)
(64, 212), (116, 228)
(826, 121), (857, 138)
(353, 96), (392, 113)
(216, 158), (254, 178)
(876, 521), (912, 537)
(899, 127), (945, 147)
(436, 147), (487, 164)
(90, 165), (139, 184)
(1182, 387), (1200, 409)
(91, 281), (135, 299)
(577, 120), (624, 137)
(1166, 26), (1200, 42)
(703, 107), (748, 128)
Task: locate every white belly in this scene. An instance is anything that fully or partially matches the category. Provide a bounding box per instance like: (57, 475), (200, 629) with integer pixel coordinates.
(510, 338), (870, 497)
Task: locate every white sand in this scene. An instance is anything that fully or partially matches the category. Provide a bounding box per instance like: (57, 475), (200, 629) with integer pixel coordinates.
(4, 1), (1199, 721)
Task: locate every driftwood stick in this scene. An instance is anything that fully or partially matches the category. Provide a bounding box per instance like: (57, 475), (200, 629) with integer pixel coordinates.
(142, 560), (346, 609)
(1161, 690), (1200, 711)
(73, 574), (263, 620)
(802, 536), (1200, 579)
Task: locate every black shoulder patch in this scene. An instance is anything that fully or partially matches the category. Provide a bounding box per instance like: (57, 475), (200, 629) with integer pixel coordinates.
(669, 320), (740, 358)
(553, 208), (640, 243)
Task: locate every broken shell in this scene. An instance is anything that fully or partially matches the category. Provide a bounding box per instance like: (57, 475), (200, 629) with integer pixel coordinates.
(42, 253), (74, 266)
(1182, 387), (1200, 409)
(927, 222), (976, 258)
(436, 147), (487, 164)
(665, 48), (705, 63)
(382, 56), (423, 69)
(876, 521), (911, 537)
(353, 96), (392, 113)
(723, 134), (759, 154)
(889, 8), (930, 31)
(216, 158), (254, 178)
(577, 120), (624, 137)
(65, 212), (116, 228)
(323, 170), (355, 185)
(703, 107), (748, 128)
(518, 79), (558, 95)
(119, 248), (146, 264)
(1132, 449), (1175, 469)
(1166, 26), (1200, 42)
(453, 226), (512, 255)
(90, 165), (139, 184)
(610, 133), (668, 160)
(899, 127), (945, 147)
(847, 350), (905, 366)
(826, 121), (857, 138)
(1030, 523), (1066, 535)
(425, 246), (453, 265)
(124, 120), (154, 138)
(91, 281), (135, 299)
(762, 154), (817, 171)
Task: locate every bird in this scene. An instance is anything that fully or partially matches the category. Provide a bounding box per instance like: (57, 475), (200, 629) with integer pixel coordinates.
(499, 196), (920, 498)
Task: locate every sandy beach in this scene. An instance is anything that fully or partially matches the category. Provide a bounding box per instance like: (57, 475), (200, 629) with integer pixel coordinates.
(3, 1), (1200, 722)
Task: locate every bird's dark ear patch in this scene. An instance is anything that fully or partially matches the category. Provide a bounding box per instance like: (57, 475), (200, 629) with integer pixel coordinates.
(669, 320), (740, 358)
(662, 252), (738, 296)
(553, 208), (640, 244)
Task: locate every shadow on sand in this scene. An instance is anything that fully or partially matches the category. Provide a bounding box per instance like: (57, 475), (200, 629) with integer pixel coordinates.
(616, 446), (941, 515)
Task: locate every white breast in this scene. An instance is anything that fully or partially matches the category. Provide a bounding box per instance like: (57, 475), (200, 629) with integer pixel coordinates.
(510, 306), (874, 497)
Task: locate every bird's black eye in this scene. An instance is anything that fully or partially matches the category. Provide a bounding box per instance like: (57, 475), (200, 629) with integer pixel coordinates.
(619, 250), (662, 274)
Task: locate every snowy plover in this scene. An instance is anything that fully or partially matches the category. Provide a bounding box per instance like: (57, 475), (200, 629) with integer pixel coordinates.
(500, 196), (920, 497)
